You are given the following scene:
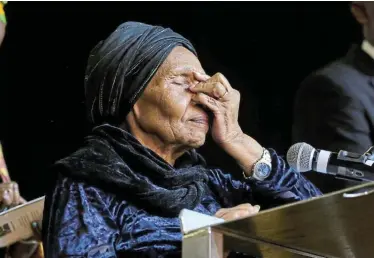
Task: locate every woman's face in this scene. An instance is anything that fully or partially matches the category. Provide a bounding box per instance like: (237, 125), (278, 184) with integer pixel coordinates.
(130, 46), (210, 149)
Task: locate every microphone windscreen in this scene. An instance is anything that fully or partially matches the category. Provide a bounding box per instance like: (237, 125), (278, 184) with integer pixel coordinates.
(287, 142), (316, 172)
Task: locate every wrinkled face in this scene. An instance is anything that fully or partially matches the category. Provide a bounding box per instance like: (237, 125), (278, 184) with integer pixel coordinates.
(131, 46), (209, 149)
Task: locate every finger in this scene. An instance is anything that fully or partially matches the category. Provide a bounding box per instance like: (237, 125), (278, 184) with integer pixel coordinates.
(216, 203), (252, 217)
(253, 205), (261, 213)
(191, 93), (220, 114)
(215, 208), (228, 218)
(216, 208), (238, 219)
(0, 183), (12, 205)
(214, 208), (226, 217)
(221, 210), (246, 221)
(12, 182), (20, 205)
(193, 71), (210, 82)
(236, 209), (252, 218)
(7, 183), (15, 205)
(235, 203), (253, 210)
(0, 182), (12, 192)
(212, 73), (232, 91)
(238, 204), (260, 214)
(223, 208), (257, 221)
(2, 189), (12, 206)
(232, 204), (260, 216)
(217, 203), (261, 219)
(19, 196), (27, 204)
(190, 81), (227, 99)
(217, 207), (251, 220)
(220, 211), (234, 221)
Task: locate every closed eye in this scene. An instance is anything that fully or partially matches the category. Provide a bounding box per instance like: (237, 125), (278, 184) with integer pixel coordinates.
(173, 76), (191, 86)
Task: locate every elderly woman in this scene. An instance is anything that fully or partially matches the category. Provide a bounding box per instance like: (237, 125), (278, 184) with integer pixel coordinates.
(42, 22), (321, 257)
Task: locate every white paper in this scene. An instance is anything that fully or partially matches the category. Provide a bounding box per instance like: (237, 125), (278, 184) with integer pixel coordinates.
(179, 209), (224, 234)
(0, 196), (45, 247)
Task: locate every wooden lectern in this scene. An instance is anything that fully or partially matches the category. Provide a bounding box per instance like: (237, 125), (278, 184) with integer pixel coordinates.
(180, 182), (374, 258)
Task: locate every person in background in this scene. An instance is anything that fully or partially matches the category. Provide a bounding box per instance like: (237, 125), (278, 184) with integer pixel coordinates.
(0, 2), (43, 258)
(0, 144), (43, 258)
(292, 2), (374, 193)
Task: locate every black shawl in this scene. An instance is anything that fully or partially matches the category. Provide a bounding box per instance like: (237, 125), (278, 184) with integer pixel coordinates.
(55, 124), (210, 216)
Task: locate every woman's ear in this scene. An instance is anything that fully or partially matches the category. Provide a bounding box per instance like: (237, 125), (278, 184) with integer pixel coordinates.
(124, 104), (141, 130)
(131, 103), (141, 120)
(352, 2), (369, 25)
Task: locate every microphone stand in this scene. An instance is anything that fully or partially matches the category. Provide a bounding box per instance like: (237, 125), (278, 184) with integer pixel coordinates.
(335, 146), (374, 182)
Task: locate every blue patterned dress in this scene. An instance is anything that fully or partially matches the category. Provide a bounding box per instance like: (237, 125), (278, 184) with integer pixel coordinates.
(42, 127), (321, 258)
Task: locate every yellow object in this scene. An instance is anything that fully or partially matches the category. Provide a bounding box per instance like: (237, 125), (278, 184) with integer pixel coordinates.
(0, 2), (6, 24)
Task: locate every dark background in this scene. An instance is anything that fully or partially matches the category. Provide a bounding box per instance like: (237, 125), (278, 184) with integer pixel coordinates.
(0, 2), (361, 200)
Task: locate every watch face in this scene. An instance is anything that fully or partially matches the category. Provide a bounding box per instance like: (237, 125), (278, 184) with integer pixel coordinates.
(255, 163), (271, 179)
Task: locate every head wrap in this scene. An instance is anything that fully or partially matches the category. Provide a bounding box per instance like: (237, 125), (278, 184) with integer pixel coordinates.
(84, 21), (197, 125)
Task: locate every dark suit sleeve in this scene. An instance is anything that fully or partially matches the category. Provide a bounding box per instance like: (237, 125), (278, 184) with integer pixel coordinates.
(293, 73), (373, 153)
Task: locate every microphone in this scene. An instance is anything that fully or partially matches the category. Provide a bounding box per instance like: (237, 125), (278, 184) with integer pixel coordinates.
(286, 142), (374, 182)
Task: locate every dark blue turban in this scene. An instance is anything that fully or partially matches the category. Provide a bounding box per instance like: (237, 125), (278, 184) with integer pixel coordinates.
(84, 21), (197, 125)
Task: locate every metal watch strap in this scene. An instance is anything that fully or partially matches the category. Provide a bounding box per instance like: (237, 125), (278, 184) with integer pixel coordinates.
(243, 148), (272, 180)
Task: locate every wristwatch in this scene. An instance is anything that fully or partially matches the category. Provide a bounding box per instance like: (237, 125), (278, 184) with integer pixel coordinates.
(243, 148), (272, 181)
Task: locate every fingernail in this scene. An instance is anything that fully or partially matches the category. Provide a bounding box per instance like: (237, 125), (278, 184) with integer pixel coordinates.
(254, 205), (261, 211)
(31, 222), (38, 228)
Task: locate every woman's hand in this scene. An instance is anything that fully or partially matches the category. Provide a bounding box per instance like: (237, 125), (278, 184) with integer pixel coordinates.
(215, 204), (260, 258)
(0, 182), (26, 211)
(0, 182), (44, 258)
(215, 203), (260, 221)
(190, 72), (243, 147)
(190, 72), (263, 174)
